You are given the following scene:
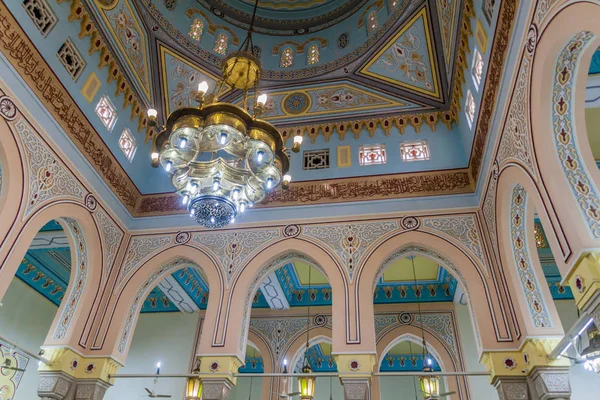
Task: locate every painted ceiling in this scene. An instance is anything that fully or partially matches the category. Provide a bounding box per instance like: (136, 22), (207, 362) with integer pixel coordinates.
(4, 0), (504, 214)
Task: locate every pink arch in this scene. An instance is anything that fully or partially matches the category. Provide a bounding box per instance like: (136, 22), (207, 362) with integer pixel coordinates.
(211, 238), (346, 359)
(356, 231), (512, 350)
(0, 115), (24, 248)
(530, 2), (600, 255)
(0, 201), (103, 350)
(100, 245), (223, 363)
(373, 325), (465, 400)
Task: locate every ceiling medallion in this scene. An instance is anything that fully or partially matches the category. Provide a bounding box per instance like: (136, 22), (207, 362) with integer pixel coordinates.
(148, 1), (303, 228)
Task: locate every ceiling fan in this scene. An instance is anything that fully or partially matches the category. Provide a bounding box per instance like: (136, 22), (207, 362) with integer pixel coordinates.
(143, 378), (171, 398)
(1, 358), (26, 373)
(270, 390), (301, 399)
(424, 391), (456, 399)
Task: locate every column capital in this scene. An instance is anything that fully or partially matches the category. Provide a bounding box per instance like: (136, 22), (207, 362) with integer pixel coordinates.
(340, 378), (370, 400)
(529, 367), (571, 400)
(74, 379), (111, 400)
(197, 355), (244, 386)
(37, 371), (75, 400)
(565, 251), (600, 312)
(199, 378), (234, 400)
(494, 376), (529, 400)
(38, 347), (122, 385)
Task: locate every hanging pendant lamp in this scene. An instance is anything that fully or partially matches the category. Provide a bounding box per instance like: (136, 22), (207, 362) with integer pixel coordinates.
(411, 255), (440, 400)
(298, 266), (316, 399)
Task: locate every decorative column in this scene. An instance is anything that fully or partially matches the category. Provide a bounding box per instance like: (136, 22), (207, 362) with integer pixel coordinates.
(334, 354), (376, 400)
(37, 348), (121, 400)
(197, 356), (243, 400)
(481, 339), (571, 400)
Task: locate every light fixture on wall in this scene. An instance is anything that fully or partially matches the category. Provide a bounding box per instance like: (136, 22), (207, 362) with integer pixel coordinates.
(410, 256), (440, 400)
(298, 266), (316, 400)
(582, 329), (600, 374)
(185, 376), (202, 400)
(147, 0), (302, 229)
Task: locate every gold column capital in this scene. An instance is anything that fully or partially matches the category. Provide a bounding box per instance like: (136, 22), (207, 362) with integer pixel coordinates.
(480, 339), (569, 383)
(197, 355), (244, 385)
(38, 347), (122, 384)
(334, 353), (377, 379)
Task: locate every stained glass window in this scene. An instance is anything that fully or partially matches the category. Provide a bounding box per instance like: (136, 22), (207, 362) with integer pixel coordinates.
(213, 33), (228, 55)
(95, 95), (117, 131)
(388, 0), (399, 12)
(534, 223), (548, 248)
(400, 140), (430, 162)
(472, 49), (484, 89)
(119, 128), (136, 161)
(189, 19), (204, 41)
(367, 10), (378, 35)
(465, 90), (476, 129)
(280, 48), (294, 68)
(359, 144), (386, 165)
(307, 44), (319, 65)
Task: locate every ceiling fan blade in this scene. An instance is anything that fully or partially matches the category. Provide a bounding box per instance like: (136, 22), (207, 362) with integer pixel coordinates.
(145, 388), (152, 395)
(436, 391), (457, 398)
(287, 392), (301, 397)
(156, 395), (171, 398)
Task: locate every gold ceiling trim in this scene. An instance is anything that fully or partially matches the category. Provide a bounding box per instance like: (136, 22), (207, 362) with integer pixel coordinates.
(137, 168), (474, 216)
(56, 0), (149, 133)
(0, 0), (518, 217)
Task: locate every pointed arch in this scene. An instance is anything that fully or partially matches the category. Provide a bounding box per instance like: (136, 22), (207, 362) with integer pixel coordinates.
(530, 2), (600, 257)
(101, 245), (223, 363)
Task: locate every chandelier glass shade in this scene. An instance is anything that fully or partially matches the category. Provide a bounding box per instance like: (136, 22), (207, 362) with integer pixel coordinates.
(582, 331), (600, 374)
(185, 376), (202, 399)
(148, 31), (301, 227)
(419, 366), (440, 399)
(298, 364), (316, 400)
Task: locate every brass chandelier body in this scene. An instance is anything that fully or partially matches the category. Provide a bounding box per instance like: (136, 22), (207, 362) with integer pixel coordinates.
(148, 13), (301, 228)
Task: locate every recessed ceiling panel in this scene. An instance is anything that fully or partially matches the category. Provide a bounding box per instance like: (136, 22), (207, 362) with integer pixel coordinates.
(359, 7), (441, 101)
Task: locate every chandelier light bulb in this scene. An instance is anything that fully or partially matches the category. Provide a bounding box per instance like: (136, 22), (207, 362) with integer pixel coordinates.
(219, 132), (228, 145)
(257, 93), (267, 105)
(232, 188), (240, 200)
(151, 152), (159, 161)
(179, 137), (188, 149)
(190, 182), (199, 194)
(198, 81), (209, 94)
(212, 178), (220, 191)
(294, 134), (303, 144)
(230, 217), (235, 223)
(190, 209), (196, 216)
(164, 160), (173, 172)
(240, 202), (246, 213)
(147, 108), (158, 118)
(267, 177), (274, 189)
(283, 174), (292, 183)
(257, 150), (264, 162)
(182, 194), (190, 205)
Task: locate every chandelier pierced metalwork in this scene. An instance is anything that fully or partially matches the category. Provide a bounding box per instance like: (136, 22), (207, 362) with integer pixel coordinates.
(147, 0), (302, 228)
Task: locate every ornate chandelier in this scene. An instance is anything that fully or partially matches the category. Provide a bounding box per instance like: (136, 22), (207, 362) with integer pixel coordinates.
(147, 0), (302, 228)
(582, 330), (600, 374)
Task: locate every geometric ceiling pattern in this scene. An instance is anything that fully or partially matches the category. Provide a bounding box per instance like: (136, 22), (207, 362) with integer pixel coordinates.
(3, 0), (507, 215)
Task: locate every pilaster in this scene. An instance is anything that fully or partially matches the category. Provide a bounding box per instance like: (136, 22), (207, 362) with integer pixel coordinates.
(38, 371), (75, 400)
(334, 354), (376, 400)
(481, 339), (571, 400)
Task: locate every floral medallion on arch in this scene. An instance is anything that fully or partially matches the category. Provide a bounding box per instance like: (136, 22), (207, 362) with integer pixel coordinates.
(552, 30), (600, 238)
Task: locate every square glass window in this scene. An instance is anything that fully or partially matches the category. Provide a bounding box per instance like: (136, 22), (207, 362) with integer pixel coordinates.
(400, 140), (430, 162)
(359, 144), (386, 165)
(118, 128), (136, 161)
(95, 95), (117, 131)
